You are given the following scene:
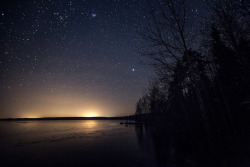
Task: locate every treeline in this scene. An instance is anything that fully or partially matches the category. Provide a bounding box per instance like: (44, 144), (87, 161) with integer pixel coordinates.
(135, 0), (250, 144)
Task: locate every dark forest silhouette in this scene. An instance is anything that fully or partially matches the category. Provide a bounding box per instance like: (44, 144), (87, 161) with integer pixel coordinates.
(135, 0), (250, 164)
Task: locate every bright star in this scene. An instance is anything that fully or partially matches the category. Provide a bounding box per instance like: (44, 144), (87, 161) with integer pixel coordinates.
(91, 13), (96, 18)
(132, 68), (135, 72)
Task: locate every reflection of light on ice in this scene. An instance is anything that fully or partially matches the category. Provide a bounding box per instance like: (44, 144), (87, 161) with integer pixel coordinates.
(81, 120), (98, 132)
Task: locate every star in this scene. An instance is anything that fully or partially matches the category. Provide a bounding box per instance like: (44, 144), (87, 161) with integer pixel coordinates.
(132, 68), (135, 72)
(91, 13), (97, 18)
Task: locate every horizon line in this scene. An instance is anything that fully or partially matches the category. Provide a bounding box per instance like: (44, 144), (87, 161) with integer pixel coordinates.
(0, 116), (135, 120)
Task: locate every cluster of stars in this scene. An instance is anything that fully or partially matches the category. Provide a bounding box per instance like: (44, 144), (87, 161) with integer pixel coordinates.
(0, 0), (208, 118)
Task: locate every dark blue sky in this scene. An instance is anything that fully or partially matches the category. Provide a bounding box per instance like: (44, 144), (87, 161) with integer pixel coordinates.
(0, 0), (207, 118)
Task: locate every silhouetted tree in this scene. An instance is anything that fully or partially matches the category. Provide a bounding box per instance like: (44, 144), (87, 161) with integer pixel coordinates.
(138, 0), (214, 135)
(135, 0), (250, 152)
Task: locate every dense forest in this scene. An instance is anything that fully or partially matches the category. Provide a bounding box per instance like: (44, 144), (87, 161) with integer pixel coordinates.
(135, 0), (250, 152)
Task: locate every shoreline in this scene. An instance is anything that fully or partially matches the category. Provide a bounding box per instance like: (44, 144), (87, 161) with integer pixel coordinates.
(0, 116), (136, 121)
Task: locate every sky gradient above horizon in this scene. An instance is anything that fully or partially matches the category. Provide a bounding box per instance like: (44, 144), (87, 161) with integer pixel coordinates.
(0, 0), (207, 118)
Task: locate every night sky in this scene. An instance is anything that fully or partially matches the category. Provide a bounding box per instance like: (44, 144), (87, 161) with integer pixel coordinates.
(0, 0), (207, 118)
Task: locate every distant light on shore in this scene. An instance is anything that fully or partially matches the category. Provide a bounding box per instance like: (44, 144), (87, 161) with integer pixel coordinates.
(82, 108), (99, 117)
(84, 113), (98, 117)
(21, 114), (40, 119)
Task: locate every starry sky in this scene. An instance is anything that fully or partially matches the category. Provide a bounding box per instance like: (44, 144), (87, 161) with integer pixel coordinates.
(0, 0), (207, 118)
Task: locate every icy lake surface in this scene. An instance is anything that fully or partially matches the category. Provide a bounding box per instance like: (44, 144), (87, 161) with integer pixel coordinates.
(0, 120), (156, 167)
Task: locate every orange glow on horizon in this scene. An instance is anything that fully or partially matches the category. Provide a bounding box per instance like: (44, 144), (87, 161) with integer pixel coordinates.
(0, 91), (133, 118)
(20, 114), (40, 118)
(81, 107), (101, 117)
(83, 113), (98, 117)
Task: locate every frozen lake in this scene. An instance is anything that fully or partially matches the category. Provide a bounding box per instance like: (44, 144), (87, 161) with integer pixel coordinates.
(0, 120), (249, 167)
(0, 120), (156, 167)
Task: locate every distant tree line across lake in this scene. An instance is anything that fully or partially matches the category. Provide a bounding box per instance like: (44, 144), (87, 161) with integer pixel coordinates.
(135, 0), (250, 149)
